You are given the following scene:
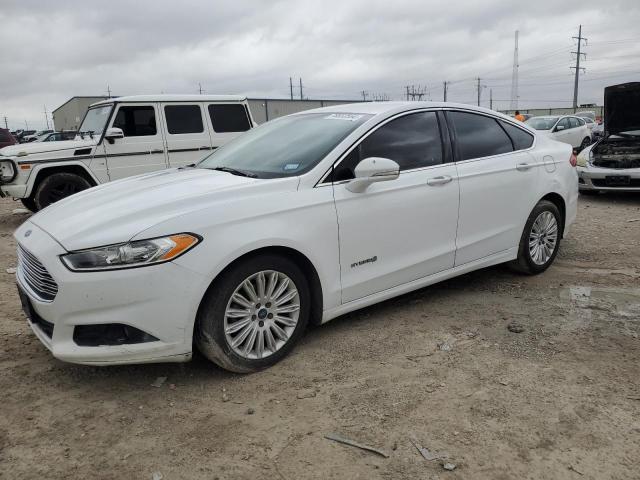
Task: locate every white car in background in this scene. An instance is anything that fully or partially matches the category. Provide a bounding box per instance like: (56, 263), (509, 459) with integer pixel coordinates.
(14, 102), (578, 372)
(526, 115), (592, 151)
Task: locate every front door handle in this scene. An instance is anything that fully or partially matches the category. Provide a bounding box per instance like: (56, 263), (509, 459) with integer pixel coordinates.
(516, 163), (533, 171)
(150, 149), (164, 154)
(426, 175), (453, 186)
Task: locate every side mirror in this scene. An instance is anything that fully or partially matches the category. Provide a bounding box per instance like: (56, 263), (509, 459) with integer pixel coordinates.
(346, 157), (400, 193)
(104, 127), (124, 143)
(555, 125), (565, 131)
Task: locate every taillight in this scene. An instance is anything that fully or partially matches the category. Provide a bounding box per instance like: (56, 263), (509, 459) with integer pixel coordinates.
(570, 152), (577, 167)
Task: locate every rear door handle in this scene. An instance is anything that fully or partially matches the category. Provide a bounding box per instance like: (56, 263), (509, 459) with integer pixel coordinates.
(426, 175), (453, 186)
(150, 149), (164, 154)
(516, 163), (533, 171)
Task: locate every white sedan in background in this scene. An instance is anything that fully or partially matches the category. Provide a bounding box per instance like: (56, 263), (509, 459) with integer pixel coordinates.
(526, 115), (592, 151)
(15, 102), (578, 372)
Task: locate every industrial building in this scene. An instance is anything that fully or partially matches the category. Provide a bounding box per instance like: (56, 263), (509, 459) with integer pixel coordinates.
(52, 96), (361, 131)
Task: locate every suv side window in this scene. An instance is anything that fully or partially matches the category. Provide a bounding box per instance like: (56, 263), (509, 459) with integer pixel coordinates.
(164, 105), (204, 134)
(499, 120), (534, 150)
(449, 111), (512, 160)
(208, 104), (251, 133)
(113, 106), (157, 136)
(556, 118), (570, 130)
(330, 112), (443, 182)
(568, 117), (580, 128)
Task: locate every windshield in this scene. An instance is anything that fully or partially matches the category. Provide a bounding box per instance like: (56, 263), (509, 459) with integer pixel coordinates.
(526, 117), (559, 130)
(78, 105), (112, 136)
(198, 112), (372, 178)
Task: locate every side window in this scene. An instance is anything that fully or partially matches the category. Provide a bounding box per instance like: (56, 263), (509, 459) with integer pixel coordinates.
(113, 106), (157, 136)
(208, 104), (251, 133)
(568, 117), (579, 129)
(330, 112), (443, 182)
(556, 118), (570, 130)
(164, 105), (204, 134)
(499, 120), (534, 150)
(449, 111), (513, 160)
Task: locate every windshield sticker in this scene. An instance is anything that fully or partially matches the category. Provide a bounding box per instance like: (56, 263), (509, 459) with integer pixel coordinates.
(324, 113), (364, 122)
(283, 163), (300, 171)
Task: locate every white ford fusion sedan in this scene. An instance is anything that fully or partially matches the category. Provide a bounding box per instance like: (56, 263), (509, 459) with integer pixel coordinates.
(14, 102), (578, 372)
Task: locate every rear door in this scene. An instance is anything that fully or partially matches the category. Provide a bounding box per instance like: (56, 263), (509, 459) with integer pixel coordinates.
(552, 117), (572, 146)
(161, 103), (212, 168)
(206, 103), (252, 148)
(102, 103), (168, 180)
(448, 110), (539, 265)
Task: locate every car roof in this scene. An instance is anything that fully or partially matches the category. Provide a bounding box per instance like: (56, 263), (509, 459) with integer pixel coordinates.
(91, 94), (247, 107)
(291, 101), (512, 119)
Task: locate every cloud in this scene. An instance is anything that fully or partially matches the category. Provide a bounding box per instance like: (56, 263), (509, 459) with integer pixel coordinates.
(1, 0), (639, 129)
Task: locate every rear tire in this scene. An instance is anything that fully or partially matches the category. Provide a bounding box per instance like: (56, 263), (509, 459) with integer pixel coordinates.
(195, 254), (310, 373)
(509, 200), (562, 275)
(20, 197), (38, 212)
(33, 173), (91, 210)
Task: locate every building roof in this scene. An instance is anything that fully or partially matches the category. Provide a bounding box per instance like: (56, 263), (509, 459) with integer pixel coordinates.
(294, 101), (506, 117)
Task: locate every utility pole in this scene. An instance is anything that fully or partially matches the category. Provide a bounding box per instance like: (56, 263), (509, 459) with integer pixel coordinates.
(405, 85), (410, 101)
(106, 85), (112, 98)
(489, 89), (493, 110)
(443, 81), (448, 102)
(289, 77), (294, 100)
(43, 105), (50, 130)
(571, 25), (587, 111)
(198, 83), (204, 94)
(24, 120), (29, 130)
(361, 90), (368, 101)
(3, 116), (8, 129)
(510, 30), (519, 111)
(299, 78), (303, 100)
(476, 77), (482, 106)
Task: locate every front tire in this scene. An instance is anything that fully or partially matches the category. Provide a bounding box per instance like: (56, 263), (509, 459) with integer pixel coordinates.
(33, 172), (91, 210)
(20, 197), (38, 212)
(509, 200), (561, 275)
(195, 254), (310, 373)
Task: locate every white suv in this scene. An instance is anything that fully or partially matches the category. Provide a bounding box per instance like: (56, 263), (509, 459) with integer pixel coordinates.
(0, 95), (255, 211)
(526, 115), (592, 151)
(15, 102), (578, 372)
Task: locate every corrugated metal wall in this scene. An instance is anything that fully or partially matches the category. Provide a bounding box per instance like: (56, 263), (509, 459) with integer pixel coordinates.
(247, 99), (361, 124)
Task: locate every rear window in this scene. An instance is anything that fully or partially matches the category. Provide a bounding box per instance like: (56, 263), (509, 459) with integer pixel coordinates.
(164, 105), (204, 134)
(499, 121), (534, 150)
(449, 111), (513, 160)
(208, 104), (251, 133)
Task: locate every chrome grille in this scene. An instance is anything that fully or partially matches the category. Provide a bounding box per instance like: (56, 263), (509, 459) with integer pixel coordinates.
(17, 244), (58, 302)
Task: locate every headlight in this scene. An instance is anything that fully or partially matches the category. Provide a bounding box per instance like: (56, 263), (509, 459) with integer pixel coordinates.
(576, 149), (590, 167)
(60, 233), (201, 271)
(0, 159), (17, 182)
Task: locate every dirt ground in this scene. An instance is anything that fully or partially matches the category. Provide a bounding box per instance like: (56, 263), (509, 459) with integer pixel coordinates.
(0, 193), (639, 480)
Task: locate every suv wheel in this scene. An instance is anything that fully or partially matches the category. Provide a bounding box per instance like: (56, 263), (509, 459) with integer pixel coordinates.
(196, 254), (310, 373)
(509, 200), (562, 274)
(34, 173), (91, 210)
(20, 197), (38, 212)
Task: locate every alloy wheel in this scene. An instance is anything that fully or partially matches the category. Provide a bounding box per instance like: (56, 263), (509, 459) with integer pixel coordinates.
(223, 270), (300, 360)
(528, 211), (558, 265)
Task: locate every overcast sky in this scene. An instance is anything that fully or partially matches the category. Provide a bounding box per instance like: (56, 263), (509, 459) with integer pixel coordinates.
(1, 0), (639, 130)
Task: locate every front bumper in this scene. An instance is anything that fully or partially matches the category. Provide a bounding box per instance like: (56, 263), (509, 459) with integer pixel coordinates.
(14, 221), (209, 365)
(577, 164), (640, 192)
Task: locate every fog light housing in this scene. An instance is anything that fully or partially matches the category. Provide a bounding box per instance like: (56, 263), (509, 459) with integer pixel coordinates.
(73, 324), (159, 347)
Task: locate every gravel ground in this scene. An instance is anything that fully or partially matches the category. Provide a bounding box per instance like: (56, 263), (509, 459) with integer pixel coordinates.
(0, 193), (639, 480)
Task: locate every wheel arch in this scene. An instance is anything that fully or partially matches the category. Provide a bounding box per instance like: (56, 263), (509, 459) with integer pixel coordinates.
(195, 245), (324, 329)
(26, 163), (98, 197)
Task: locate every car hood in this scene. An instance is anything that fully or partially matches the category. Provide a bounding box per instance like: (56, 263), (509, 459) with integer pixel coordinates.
(28, 168), (297, 251)
(0, 138), (96, 157)
(604, 82), (640, 135)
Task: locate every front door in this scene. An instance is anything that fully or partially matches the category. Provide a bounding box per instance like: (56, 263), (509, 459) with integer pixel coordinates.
(447, 110), (540, 265)
(330, 111), (460, 303)
(102, 103), (167, 180)
(161, 103), (213, 168)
